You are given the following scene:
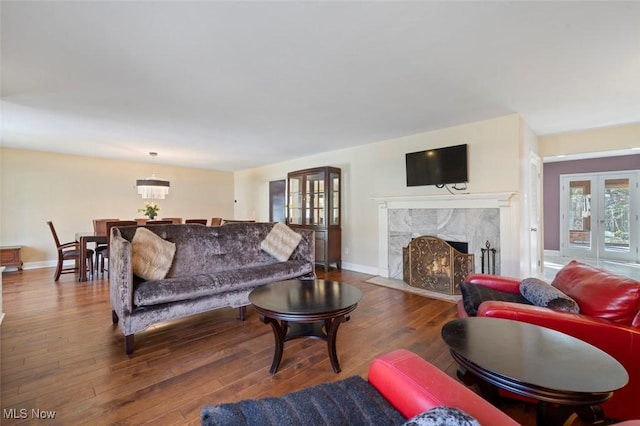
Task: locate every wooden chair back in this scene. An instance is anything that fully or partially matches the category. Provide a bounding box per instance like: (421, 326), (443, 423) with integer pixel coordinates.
(162, 217), (183, 224)
(105, 221), (137, 245)
(210, 217), (223, 226)
(222, 219), (256, 224)
(145, 220), (173, 225)
(46, 221), (63, 249)
(93, 218), (119, 236)
(185, 219), (208, 225)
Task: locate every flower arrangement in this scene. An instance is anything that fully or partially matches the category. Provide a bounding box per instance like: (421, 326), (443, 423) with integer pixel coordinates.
(138, 202), (160, 219)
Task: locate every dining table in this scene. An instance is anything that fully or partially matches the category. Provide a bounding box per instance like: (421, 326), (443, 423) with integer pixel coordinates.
(75, 232), (106, 282)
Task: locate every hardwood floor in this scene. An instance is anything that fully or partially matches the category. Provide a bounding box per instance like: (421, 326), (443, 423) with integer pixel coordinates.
(1, 267), (543, 425)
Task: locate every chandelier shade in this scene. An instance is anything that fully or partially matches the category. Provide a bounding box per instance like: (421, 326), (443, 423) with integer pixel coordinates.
(136, 177), (170, 199)
(136, 152), (170, 199)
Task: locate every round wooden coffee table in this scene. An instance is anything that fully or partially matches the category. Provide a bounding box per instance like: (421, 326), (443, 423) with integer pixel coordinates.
(249, 279), (362, 374)
(441, 317), (629, 425)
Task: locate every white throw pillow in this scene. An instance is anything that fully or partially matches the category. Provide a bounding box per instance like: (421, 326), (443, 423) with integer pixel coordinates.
(132, 227), (176, 280)
(260, 223), (302, 261)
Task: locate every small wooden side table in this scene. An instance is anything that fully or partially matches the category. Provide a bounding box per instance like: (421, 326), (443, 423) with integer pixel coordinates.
(1, 246), (24, 271)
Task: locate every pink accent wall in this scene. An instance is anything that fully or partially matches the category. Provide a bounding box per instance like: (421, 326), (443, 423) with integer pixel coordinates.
(543, 154), (640, 250)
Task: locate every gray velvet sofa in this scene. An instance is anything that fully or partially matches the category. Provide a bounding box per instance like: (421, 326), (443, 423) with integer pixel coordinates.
(109, 222), (315, 354)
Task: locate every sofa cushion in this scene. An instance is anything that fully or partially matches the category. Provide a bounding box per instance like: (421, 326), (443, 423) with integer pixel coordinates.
(131, 227), (176, 281)
(134, 259), (313, 307)
(260, 222), (302, 261)
(403, 407), (480, 426)
(201, 375), (405, 426)
(552, 260), (640, 326)
(520, 277), (580, 313)
(459, 282), (531, 316)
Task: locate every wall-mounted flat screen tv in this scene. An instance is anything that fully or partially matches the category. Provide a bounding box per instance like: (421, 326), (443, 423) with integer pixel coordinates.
(405, 144), (468, 187)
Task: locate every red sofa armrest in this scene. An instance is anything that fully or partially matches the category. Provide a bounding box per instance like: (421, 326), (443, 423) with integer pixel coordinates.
(478, 301), (640, 421)
(465, 273), (521, 294)
(367, 349), (519, 425)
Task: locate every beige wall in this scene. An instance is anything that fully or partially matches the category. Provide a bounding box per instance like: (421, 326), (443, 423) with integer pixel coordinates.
(235, 114), (526, 274)
(539, 123), (640, 157)
(0, 148), (234, 267)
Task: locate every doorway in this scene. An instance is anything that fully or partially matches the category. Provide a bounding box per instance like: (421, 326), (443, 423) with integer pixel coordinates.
(560, 171), (639, 262)
(269, 179), (286, 223)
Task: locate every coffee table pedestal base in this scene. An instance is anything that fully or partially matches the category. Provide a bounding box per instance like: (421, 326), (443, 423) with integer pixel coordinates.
(261, 315), (350, 374)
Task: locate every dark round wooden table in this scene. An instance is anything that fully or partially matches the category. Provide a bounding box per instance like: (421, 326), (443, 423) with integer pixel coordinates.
(249, 279), (362, 374)
(441, 317), (629, 425)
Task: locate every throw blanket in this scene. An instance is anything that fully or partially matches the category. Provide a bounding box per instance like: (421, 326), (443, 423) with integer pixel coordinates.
(201, 376), (405, 426)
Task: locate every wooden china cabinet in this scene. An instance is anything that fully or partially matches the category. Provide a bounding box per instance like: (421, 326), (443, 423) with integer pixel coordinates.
(287, 166), (341, 271)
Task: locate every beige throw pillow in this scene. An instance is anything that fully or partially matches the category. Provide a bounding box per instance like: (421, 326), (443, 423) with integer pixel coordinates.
(261, 223), (302, 261)
(132, 227), (176, 281)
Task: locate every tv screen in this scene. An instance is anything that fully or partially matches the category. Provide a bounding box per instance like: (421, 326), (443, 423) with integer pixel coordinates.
(405, 144), (468, 187)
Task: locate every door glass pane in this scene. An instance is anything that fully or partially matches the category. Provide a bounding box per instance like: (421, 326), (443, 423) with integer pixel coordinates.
(306, 172), (324, 225)
(568, 180), (592, 249)
(330, 172), (340, 225)
(604, 178), (630, 252)
(287, 176), (303, 225)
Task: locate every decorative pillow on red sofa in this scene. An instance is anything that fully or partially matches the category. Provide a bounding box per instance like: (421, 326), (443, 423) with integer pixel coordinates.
(551, 260), (640, 326)
(520, 277), (580, 313)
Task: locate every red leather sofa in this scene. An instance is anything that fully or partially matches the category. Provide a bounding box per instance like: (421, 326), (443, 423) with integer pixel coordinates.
(457, 260), (640, 421)
(370, 349), (519, 425)
(203, 348), (640, 425)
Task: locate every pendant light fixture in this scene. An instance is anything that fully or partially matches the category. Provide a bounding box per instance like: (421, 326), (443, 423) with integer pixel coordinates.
(136, 152), (170, 199)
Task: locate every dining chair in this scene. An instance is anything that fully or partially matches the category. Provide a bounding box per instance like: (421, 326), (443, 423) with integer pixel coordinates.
(162, 217), (183, 224)
(222, 219), (256, 224)
(210, 217), (223, 226)
(101, 221), (138, 277)
(185, 219), (208, 225)
(145, 220), (173, 225)
(47, 221), (94, 281)
(93, 218), (118, 274)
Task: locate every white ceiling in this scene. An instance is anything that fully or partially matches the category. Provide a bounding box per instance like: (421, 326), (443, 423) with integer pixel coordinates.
(2, 1), (639, 171)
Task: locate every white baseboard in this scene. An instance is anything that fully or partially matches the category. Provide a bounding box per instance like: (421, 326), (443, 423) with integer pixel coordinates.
(339, 262), (379, 276)
(21, 259), (88, 271)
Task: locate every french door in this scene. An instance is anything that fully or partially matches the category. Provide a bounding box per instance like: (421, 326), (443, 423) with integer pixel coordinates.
(560, 171), (639, 262)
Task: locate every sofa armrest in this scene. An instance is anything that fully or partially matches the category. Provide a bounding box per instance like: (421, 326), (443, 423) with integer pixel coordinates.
(478, 300), (640, 420)
(109, 228), (135, 314)
(465, 273), (521, 294)
(291, 228), (315, 264)
(478, 301), (640, 364)
(367, 349), (519, 425)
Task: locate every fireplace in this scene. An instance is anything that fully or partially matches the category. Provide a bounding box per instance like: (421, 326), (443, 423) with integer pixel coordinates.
(374, 193), (516, 279)
(402, 236), (475, 295)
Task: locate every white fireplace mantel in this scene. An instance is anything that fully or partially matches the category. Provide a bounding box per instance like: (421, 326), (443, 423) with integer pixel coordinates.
(373, 192), (514, 209)
(374, 192), (517, 278)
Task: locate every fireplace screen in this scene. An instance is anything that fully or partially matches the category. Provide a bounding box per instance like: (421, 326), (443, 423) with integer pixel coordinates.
(402, 236), (475, 295)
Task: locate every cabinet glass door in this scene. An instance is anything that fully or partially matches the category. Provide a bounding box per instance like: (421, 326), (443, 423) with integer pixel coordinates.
(288, 175), (303, 225)
(330, 171), (340, 226)
(306, 171), (325, 225)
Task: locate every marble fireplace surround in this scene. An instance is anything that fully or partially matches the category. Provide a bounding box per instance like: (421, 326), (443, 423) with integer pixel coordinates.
(374, 193), (515, 280)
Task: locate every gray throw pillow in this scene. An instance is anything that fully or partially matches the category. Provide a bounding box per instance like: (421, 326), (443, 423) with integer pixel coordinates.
(520, 277), (580, 313)
(403, 407), (480, 426)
